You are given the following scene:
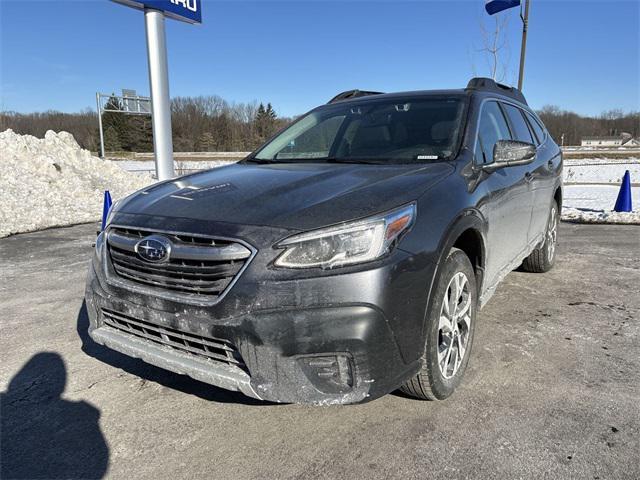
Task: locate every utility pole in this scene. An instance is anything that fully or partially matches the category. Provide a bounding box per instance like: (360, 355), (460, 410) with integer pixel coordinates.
(517, 0), (530, 91)
(144, 8), (175, 180)
(96, 92), (105, 159)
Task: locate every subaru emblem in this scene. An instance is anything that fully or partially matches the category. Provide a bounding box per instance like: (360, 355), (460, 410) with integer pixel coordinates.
(135, 235), (172, 263)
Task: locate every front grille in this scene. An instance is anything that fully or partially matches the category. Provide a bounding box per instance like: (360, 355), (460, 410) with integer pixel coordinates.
(106, 227), (252, 300)
(101, 308), (246, 369)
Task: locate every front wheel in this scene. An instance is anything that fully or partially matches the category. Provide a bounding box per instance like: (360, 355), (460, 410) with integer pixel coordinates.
(401, 248), (477, 401)
(523, 200), (558, 273)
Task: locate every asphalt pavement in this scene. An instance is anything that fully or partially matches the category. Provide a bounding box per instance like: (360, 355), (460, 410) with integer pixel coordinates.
(1, 222), (638, 480)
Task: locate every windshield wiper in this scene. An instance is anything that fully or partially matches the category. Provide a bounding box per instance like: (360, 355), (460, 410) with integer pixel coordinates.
(245, 157), (388, 165)
(246, 157), (325, 164)
(243, 157), (275, 164)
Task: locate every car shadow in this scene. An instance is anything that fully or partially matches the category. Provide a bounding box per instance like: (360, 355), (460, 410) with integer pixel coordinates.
(390, 388), (429, 401)
(0, 352), (109, 479)
(76, 301), (272, 406)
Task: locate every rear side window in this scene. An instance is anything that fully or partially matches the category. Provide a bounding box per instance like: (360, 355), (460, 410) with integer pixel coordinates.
(502, 103), (534, 144)
(476, 101), (512, 164)
(524, 111), (546, 144)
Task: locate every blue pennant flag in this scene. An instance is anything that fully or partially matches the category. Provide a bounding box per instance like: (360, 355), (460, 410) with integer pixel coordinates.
(485, 0), (521, 15)
(101, 190), (113, 231)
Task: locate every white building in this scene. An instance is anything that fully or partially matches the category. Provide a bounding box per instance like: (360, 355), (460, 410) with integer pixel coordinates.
(581, 134), (639, 147)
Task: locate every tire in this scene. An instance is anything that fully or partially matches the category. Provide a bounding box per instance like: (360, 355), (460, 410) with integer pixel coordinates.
(401, 248), (477, 401)
(522, 200), (558, 273)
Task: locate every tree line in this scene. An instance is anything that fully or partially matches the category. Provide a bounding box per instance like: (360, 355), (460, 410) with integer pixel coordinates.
(537, 106), (639, 147)
(1, 96), (638, 152)
(0, 95), (290, 154)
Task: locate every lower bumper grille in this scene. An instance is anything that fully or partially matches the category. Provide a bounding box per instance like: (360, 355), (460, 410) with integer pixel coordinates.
(100, 308), (245, 370)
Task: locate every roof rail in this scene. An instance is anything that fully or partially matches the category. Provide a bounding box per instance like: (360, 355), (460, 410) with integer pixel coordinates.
(465, 77), (527, 105)
(328, 89), (384, 104)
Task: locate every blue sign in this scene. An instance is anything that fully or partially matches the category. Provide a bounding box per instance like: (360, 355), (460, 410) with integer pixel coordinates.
(112, 0), (202, 24)
(485, 0), (520, 15)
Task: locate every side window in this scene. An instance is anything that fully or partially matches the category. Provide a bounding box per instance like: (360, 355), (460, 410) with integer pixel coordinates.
(502, 104), (534, 144)
(476, 101), (511, 164)
(524, 111), (546, 145)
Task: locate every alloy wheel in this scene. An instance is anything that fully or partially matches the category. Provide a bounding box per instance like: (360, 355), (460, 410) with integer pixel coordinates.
(437, 272), (472, 379)
(546, 206), (558, 261)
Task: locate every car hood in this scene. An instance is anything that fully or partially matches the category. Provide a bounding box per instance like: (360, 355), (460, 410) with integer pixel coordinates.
(118, 162), (454, 230)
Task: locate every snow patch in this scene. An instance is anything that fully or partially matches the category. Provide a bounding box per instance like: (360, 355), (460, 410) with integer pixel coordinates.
(561, 185), (639, 225)
(563, 159), (640, 185)
(0, 129), (153, 238)
(561, 208), (640, 225)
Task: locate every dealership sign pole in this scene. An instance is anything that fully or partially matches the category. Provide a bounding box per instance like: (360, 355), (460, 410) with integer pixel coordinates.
(111, 1), (202, 180)
(144, 8), (175, 180)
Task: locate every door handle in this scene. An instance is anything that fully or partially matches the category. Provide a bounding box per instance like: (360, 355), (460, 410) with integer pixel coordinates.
(525, 171), (533, 183)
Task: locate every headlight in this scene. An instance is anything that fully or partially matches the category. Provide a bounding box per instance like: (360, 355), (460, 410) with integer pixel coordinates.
(274, 203), (416, 269)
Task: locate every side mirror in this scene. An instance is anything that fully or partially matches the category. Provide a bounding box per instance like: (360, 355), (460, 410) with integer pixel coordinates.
(486, 140), (536, 171)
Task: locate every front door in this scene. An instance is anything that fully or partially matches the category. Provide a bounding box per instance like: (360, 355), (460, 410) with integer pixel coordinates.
(475, 101), (534, 288)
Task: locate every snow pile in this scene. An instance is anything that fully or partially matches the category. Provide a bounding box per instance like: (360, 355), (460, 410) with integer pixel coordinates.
(561, 208), (640, 224)
(0, 129), (153, 238)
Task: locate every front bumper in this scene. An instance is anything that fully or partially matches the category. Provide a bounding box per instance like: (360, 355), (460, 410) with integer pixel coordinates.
(89, 323), (260, 400)
(85, 221), (435, 404)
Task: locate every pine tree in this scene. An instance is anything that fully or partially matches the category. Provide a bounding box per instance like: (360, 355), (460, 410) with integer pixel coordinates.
(103, 125), (122, 151)
(255, 103), (268, 138)
(255, 102), (277, 139)
(255, 103), (267, 127)
(196, 131), (216, 151)
(266, 103), (277, 120)
(102, 95), (129, 152)
(120, 115), (153, 151)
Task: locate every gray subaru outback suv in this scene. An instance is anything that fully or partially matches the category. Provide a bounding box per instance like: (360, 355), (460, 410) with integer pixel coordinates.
(85, 77), (562, 404)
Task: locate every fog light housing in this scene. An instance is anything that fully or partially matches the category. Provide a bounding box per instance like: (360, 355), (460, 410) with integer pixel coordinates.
(299, 354), (354, 394)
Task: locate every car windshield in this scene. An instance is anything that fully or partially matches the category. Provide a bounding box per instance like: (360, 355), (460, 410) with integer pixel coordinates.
(252, 96), (466, 163)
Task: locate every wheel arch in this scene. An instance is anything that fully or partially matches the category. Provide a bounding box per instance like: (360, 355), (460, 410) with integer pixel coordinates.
(553, 185), (563, 210)
(437, 211), (486, 290)
(419, 210), (487, 348)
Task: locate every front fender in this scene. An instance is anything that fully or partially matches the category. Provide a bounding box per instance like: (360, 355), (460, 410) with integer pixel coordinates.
(416, 209), (487, 356)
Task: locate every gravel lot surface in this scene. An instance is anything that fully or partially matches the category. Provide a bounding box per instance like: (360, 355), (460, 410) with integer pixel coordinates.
(1, 223), (638, 480)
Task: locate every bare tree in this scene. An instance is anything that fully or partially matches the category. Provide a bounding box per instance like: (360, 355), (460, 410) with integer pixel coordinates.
(537, 105), (639, 146)
(477, 14), (510, 83)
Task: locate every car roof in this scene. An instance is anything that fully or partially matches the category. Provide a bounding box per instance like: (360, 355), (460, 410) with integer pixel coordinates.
(327, 78), (528, 109)
(328, 89), (466, 104)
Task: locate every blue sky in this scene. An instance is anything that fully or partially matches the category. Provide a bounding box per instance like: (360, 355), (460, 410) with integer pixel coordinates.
(1, 0), (638, 117)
